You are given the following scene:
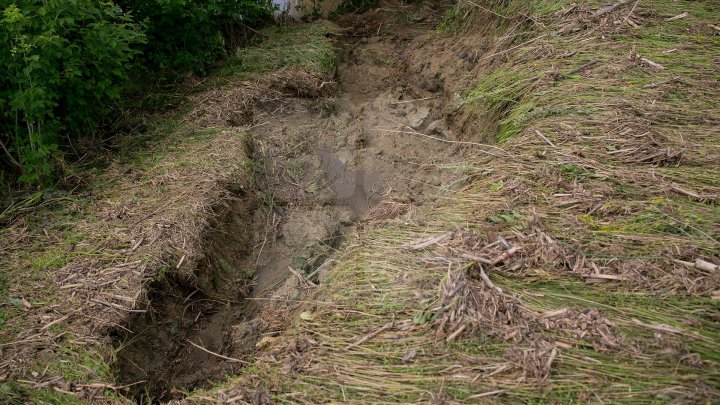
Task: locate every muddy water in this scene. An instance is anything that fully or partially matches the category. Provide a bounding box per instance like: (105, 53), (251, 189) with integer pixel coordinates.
(115, 7), (461, 402)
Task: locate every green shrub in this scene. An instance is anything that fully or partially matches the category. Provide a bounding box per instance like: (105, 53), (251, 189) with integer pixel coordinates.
(119, 0), (273, 72)
(0, 0), (273, 188)
(0, 1), (144, 185)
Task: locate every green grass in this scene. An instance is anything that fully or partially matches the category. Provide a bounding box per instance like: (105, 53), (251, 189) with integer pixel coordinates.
(436, 5), (466, 34)
(3, 0), (719, 402)
(462, 4), (718, 145)
(454, 2), (719, 400)
(26, 341), (114, 384)
(0, 18), (341, 404)
(183, 1), (720, 403)
(26, 232), (89, 272)
(218, 20), (338, 79)
(121, 20), (338, 119)
(0, 382), (93, 405)
(184, 188), (717, 401)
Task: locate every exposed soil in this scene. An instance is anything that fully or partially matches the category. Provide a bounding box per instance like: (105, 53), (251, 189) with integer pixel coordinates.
(113, 191), (260, 401)
(4, 0), (718, 403)
(113, 3), (464, 402)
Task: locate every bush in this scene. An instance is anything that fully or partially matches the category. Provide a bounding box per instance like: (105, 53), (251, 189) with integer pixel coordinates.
(119, 0), (273, 72)
(0, 1), (145, 185)
(0, 0), (273, 188)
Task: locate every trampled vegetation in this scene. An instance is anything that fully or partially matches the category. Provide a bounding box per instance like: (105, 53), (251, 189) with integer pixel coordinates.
(1, 0), (719, 403)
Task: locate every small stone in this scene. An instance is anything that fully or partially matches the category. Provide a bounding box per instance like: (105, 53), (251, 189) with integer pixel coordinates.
(336, 207), (354, 225)
(407, 107), (430, 129)
(354, 132), (367, 149)
(256, 336), (279, 349)
(426, 119), (448, 137)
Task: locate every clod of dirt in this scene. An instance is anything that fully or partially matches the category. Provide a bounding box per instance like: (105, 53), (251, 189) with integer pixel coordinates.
(421, 78), (443, 93)
(230, 318), (268, 356)
(426, 119), (451, 138)
(407, 107), (431, 129)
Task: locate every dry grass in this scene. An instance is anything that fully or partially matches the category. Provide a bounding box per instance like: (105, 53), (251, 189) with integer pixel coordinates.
(452, 0), (720, 294)
(0, 125), (251, 401)
(186, 68), (332, 129)
(186, 20), (339, 129)
(2, 1), (718, 403)
(0, 20), (340, 403)
(181, 0), (720, 403)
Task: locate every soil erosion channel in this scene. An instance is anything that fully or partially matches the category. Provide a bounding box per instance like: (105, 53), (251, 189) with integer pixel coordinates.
(115, 8), (465, 402)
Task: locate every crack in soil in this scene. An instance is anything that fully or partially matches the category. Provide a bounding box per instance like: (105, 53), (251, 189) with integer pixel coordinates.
(113, 7), (464, 402)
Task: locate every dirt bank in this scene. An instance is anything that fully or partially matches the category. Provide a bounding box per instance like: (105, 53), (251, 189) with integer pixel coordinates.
(180, 0), (720, 403)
